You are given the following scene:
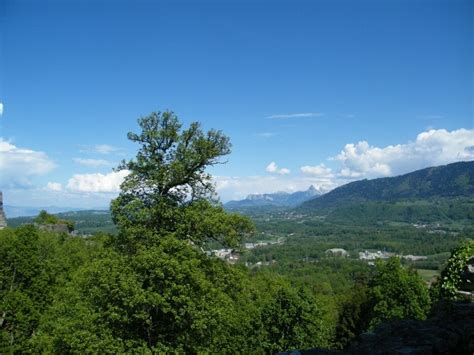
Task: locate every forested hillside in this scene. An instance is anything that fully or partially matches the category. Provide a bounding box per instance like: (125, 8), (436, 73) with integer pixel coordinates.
(303, 161), (474, 208)
(300, 161), (474, 224)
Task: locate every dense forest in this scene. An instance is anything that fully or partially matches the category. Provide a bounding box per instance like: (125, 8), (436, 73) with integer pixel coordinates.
(1, 112), (473, 353)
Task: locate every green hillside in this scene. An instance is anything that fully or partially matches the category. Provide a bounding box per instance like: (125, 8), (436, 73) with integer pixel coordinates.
(301, 161), (474, 224)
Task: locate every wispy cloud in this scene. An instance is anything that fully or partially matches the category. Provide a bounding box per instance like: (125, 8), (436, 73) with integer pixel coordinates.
(0, 102), (3, 116)
(266, 112), (324, 119)
(73, 158), (114, 167)
(79, 144), (123, 155)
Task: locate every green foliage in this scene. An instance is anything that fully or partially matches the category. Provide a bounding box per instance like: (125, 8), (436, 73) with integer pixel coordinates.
(34, 210), (75, 232)
(111, 111), (253, 250)
(0, 226), (101, 353)
(334, 283), (371, 349)
(324, 198), (474, 225)
(253, 274), (333, 352)
(34, 210), (59, 225)
(367, 257), (431, 329)
(436, 239), (474, 300)
(328, 258), (433, 349)
(32, 235), (333, 353)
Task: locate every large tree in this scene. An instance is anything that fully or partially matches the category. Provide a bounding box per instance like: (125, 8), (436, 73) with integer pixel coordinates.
(110, 111), (253, 250)
(367, 257), (431, 329)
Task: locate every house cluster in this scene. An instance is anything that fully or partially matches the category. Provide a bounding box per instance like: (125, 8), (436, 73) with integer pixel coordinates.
(412, 222), (441, 229)
(208, 249), (240, 264)
(210, 239), (284, 264)
(359, 250), (427, 264)
(359, 250), (394, 260)
(244, 239), (282, 249)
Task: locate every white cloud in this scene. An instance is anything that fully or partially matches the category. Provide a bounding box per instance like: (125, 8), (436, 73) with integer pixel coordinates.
(266, 161), (290, 175)
(80, 144), (122, 155)
(266, 112), (324, 119)
(46, 182), (62, 191)
(266, 162), (278, 173)
(300, 163), (333, 178)
(0, 138), (56, 187)
(66, 170), (129, 193)
(0, 102), (3, 116)
(73, 158), (113, 167)
(332, 128), (474, 179)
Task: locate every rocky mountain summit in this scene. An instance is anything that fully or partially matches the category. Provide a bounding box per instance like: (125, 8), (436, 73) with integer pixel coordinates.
(225, 185), (321, 209)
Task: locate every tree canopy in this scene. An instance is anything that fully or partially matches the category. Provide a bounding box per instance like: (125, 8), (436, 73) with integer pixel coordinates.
(110, 111), (253, 250)
(367, 257), (431, 329)
(34, 210), (74, 232)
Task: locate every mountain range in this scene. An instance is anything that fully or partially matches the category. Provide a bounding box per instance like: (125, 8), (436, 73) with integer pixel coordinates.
(224, 185), (322, 209)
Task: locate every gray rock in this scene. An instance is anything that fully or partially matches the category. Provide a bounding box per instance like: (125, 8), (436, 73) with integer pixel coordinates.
(0, 191), (7, 229)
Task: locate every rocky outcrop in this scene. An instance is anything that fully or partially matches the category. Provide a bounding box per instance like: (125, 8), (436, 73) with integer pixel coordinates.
(0, 191), (7, 229)
(37, 223), (70, 234)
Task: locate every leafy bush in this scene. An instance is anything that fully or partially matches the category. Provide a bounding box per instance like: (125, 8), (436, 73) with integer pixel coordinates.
(437, 240), (474, 300)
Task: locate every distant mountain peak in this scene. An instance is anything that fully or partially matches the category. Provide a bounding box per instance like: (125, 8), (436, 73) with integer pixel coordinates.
(307, 185), (321, 194)
(225, 185), (322, 210)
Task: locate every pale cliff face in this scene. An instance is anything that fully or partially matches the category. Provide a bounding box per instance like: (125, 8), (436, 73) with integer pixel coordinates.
(0, 191), (7, 229)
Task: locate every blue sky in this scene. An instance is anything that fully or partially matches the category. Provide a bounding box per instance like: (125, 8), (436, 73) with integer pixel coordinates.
(0, 0), (472, 208)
